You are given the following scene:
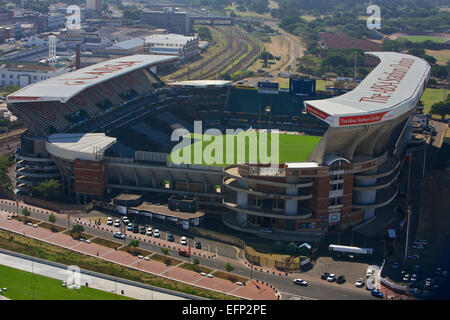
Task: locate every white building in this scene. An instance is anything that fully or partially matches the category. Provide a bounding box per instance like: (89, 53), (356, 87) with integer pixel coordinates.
(144, 33), (200, 61)
(0, 63), (69, 88)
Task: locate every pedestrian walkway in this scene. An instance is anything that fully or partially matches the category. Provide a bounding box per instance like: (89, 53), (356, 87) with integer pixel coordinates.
(0, 208), (278, 300)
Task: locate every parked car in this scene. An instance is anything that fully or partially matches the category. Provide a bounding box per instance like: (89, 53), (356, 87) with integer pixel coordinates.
(153, 229), (160, 238)
(139, 226), (146, 234)
(367, 269), (374, 278)
(122, 216), (129, 224)
(407, 254), (420, 260)
(107, 217), (113, 225)
(413, 265), (420, 272)
(127, 223), (133, 231)
(336, 275), (346, 284)
(355, 278), (364, 288)
(114, 219), (120, 228)
(293, 279), (308, 286)
(415, 240), (428, 245)
(146, 227), (153, 236)
(402, 274), (410, 282)
(180, 236), (187, 246)
(113, 232), (125, 239)
(410, 274), (417, 282)
(195, 241), (202, 249)
(371, 289), (384, 298)
(366, 280), (375, 291)
(327, 274), (336, 282)
(412, 244), (424, 250)
(392, 262), (400, 269)
(434, 267), (442, 275)
(167, 233), (174, 242)
(321, 272), (330, 280)
(179, 249), (189, 257)
(132, 225), (139, 233)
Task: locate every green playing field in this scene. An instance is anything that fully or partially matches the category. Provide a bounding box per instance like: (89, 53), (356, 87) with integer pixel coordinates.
(0, 264), (134, 300)
(169, 131), (321, 166)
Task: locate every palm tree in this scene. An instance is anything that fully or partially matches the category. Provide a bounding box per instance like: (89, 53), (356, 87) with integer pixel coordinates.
(161, 247), (169, 265)
(225, 262), (234, 280)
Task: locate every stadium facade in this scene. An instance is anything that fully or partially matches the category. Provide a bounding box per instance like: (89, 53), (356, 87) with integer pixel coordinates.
(7, 52), (430, 241)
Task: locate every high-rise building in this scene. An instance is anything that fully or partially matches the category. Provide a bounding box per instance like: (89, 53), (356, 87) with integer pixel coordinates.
(141, 8), (190, 35)
(86, 0), (103, 12)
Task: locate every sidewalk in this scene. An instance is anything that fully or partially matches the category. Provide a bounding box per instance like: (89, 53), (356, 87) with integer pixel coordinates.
(0, 203), (278, 300)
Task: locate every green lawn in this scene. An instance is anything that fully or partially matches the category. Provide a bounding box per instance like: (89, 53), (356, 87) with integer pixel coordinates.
(169, 132), (321, 166)
(0, 264), (134, 300)
(421, 88), (447, 113)
(399, 35), (448, 43)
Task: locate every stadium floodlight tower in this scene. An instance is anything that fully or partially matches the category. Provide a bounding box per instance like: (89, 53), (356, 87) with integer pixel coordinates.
(48, 35), (57, 65)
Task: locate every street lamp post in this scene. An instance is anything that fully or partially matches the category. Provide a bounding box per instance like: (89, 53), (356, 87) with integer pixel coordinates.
(404, 206), (411, 263)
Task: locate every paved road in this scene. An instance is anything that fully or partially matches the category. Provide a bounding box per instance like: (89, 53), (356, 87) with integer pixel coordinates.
(0, 252), (186, 300)
(0, 201), (376, 300)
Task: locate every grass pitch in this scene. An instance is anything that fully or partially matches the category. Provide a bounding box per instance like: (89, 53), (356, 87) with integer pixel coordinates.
(0, 264), (134, 300)
(399, 35), (448, 43)
(169, 131), (321, 166)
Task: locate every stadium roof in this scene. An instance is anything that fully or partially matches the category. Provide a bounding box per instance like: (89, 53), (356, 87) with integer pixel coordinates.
(167, 80), (232, 88)
(6, 54), (178, 103)
(46, 133), (117, 161)
(304, 52), (430, 127)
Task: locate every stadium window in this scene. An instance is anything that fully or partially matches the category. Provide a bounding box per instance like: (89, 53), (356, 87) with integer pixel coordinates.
(1, 74), (4, 78)
(9, 74), (13, 79)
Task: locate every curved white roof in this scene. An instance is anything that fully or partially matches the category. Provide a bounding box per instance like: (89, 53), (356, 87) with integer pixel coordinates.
(46, 133), (117, 161)
(304, 52), (430, 127)
(167, 80), (232, 88)
(7, 55), (177, 103)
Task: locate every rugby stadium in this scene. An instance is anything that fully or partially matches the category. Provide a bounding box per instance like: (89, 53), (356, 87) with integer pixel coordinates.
(7, 51), (430, 241)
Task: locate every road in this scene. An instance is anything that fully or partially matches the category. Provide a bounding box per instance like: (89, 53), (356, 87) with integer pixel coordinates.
(264, 20), (302, 74)
(0, 201), (376, 300)
(0, 251), (187, 300)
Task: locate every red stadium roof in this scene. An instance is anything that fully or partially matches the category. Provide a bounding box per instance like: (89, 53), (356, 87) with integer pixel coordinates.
(7, 55), (177, 103)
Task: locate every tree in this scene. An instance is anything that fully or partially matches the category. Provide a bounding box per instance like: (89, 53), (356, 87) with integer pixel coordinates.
(285, 242), (298, 256)
(271, 241), (284, 253)
(22, 208), (30, 217)
(33, 179), (62, 201)
(193, 258), (200, 271)
(225, 262), (234, 279)
(430, 100), (450, 120)
(71, 224), (84, 234)
(128, 240), (139, 248)
(48, 214), (56, 224)
(161, 247), (169, 265)
(431, 65), (448, 79)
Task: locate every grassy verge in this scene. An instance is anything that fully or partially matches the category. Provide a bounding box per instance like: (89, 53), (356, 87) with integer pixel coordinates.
(62, 230), (94, 240)
(0, 229), (237, 300)
(90, 237), (123, 249)
(213, 271), (248, 284)
(421, 88), (447, 113)
(179, 262), (214, 274)
(120, 246), (153, 257)
(12, 215), (41, 225)
(38, 222), (66, 233)
(150, 253), (183, 266)
(0, 264), (134, 300)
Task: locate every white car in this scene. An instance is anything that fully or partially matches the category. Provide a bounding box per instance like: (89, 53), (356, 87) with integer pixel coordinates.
(366, 269), (373, 278)
(355, 278), (364, 287)
(138, 255), (143, 259)
(327, 274), (336, 282)
(114, 219), (120, 228)
(122, 216), (129, 224)
(7, 216), (11, 220)
(113, 231), (125, 239)
(32, 224), (38, 228)
(293, 279), (308, 286)
(180, 236), (187, 246)
(127, 223), (133, 231)
(27, 222), (33, 226)
(153, 229), (160, 238)
(86, 240), (91, 244)
(107, 217), (113, 225)
(146, 227), (153, 236)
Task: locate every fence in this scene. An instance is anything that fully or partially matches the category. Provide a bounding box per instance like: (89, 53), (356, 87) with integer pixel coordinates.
(244, 246), (302, 271)
(0, 189), (92, 213)
(190, 226), (245, 248)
